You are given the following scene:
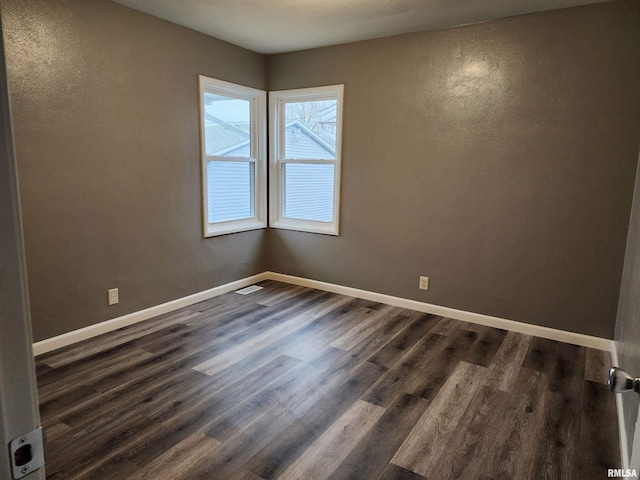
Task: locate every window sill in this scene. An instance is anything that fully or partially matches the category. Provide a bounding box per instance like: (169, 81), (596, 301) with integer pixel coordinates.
(204, 220), (266, 238)
(269, 220), (339, 236)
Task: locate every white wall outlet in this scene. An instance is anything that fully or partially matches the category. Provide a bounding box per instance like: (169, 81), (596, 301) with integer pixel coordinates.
(108, 288), (119, 306)
(419, 276), (429, 291)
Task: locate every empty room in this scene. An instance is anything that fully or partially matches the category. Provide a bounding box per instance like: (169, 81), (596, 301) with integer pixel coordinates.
(1, 0), (640, 479)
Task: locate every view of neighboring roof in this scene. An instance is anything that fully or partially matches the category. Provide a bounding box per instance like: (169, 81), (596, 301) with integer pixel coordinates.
(284, 121), (335, 159)
(317, 104), (336, 124)
(204, 113), (335, 159)
(204, 113), (250, 156)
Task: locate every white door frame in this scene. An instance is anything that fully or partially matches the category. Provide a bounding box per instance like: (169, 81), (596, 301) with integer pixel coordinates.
(0, 10), (45, 480)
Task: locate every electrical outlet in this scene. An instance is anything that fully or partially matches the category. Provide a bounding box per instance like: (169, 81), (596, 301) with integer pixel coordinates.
(108, 288), (119, 306)
(419, 276), (429, 291)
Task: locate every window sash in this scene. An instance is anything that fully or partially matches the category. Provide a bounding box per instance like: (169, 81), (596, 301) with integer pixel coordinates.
(279, 158), (336, 164)
(269, 85), (344, 236)
(199, 76), (266, 237)
(205, 155), (257, 163)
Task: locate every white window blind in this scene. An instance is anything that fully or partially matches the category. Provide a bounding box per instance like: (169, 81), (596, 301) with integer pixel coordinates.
(207, 161), (254, 223)
(283, 163), (334, 222)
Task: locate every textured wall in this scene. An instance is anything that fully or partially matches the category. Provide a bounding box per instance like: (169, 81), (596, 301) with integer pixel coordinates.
(615, 152), (640, 461)
(1, 0), (268, 341)
(268, 1), (640, 338)
(3, 0), (640, 342)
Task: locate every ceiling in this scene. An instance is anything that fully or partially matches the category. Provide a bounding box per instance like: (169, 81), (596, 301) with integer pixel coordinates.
(114, 0), (606, 55)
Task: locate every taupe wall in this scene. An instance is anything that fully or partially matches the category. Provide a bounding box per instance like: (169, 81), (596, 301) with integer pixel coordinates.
(268, 1), (640, 338)
(614, 150), (640, 461)
(3, 0), (640, 342)
(1, 0), (268, 341)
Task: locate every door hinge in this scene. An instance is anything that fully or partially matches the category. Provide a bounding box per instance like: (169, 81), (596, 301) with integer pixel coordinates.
(8, 427), (44, 479)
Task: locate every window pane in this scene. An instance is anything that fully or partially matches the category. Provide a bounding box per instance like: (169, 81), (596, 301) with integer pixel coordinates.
(203, 92), (251, 157)
(208, 161), (254, 223)
(284, 163), (334, 222)
(285, 100), (337, 160)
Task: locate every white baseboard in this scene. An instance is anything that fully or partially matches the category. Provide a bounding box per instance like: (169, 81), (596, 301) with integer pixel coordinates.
(266, 272), (614, 351)
(33, 270), (614, 356)
(612, 342), (631, 469)
(32, 272), (269, 356)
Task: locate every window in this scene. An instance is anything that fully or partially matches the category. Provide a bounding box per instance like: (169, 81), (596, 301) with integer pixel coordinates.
(269, 85), (344, 235)
(199, 76), (266, 237)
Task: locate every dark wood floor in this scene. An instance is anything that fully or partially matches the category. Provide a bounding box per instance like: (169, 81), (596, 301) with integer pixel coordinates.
(36, 280), (619, 479)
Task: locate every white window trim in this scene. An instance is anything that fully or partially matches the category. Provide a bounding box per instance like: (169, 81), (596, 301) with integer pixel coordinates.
(269, 85), (344, 236)
(199, 76), (267, 237)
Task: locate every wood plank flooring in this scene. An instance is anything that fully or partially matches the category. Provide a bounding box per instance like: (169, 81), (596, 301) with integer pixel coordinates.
(36, 280), (619, 479)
